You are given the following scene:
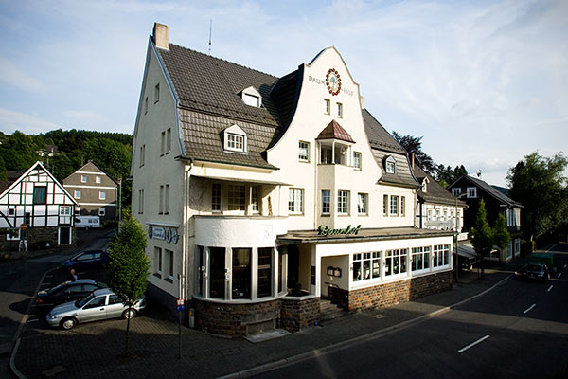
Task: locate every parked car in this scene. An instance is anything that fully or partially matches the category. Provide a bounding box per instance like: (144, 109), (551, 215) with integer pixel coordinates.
(46, 288), (146, 330)
(61, 250), (109, 272)
(515, 263), (550, 282)
(36, 280), (108, 312)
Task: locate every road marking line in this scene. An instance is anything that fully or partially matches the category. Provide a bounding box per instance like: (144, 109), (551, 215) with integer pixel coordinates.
(458, 335), (490, 353)
(547, 285), (554, 292)
(559, 273), (562, 279)
(545, 245), (555, 252)
(524, 304), (536, 314)
(564, 264), (567, 269)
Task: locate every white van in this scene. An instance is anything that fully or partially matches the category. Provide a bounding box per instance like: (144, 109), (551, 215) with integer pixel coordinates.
(75, 216), (101, 228)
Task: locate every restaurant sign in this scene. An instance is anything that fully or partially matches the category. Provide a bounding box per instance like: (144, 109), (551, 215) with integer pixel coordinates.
(317, 224), (361, 237)
(148, 225), (179, 244)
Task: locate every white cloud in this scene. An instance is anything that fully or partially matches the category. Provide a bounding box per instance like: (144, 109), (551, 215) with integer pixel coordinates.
(0, 58), (46, 93)
(0, 108), (63, 134)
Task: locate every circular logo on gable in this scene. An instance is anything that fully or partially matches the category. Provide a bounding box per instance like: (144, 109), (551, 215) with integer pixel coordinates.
(326, 68), (341, 96)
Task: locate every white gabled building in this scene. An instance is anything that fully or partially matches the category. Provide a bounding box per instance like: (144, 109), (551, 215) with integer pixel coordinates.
(132, 23), (455, 336)
(0, 161), (78, 250)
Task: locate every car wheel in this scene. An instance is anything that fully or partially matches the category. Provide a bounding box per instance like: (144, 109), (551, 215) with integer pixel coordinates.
(61, 317), (77, 330)
(122, 309), (137, 319)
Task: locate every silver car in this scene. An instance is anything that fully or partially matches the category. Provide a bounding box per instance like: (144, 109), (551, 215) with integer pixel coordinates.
(46, 288), (146, 330)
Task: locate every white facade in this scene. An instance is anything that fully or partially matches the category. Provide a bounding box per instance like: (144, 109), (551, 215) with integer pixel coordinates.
(0, 161), (78, 246)
(132, 25), (454, 319)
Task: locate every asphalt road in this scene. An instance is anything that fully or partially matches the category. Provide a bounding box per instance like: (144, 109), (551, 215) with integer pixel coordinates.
(0, 229), (113, 376)
(255, 249), (568, 379)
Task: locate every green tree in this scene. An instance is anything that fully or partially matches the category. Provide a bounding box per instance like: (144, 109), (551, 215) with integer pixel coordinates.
(492, 213), (511, 263)
(392, 132), (437, 174)
(107, 213), (149, 355)
(435, 164), (468, 188)
(507, 152), (568, 243)
(470, 199), (493, 278)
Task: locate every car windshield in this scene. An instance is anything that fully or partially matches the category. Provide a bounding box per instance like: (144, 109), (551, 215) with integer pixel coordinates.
(76, 292), (96, 308)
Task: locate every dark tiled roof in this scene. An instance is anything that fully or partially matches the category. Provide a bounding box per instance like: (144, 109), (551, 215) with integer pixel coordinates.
(179, 109), (278, 170)
(372, 150), (418, 187)
(157, 44), (281, 127)
(362, 109), (405, 153)
(316, 120), (355, 143)
(414, 165), (467, 207)
(459, 175), (523, 208)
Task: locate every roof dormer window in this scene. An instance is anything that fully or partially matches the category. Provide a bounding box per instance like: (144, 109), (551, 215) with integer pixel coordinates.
(223, 124), (247, 153)
(240, 86), (262, 108)
(422, 177), (429, 192)
(384, 155), (397, 174)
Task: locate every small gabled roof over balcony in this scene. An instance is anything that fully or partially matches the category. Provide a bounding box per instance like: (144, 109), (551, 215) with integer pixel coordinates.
(316, 120), (355, 143)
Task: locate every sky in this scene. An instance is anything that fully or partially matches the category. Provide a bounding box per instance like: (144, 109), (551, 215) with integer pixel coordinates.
(0, 0), (566, 187)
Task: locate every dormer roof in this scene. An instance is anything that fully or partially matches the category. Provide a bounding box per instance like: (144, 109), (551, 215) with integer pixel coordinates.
(316, 120), (355, 143)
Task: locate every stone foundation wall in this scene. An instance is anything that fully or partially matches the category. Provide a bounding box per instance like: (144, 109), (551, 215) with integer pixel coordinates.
(279, 296), (320, 333)
(346, 270), (453, 311)
(193, 298), (280, 337)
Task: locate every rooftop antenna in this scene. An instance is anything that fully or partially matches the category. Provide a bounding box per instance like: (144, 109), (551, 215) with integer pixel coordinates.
(208, 19), (212, 55)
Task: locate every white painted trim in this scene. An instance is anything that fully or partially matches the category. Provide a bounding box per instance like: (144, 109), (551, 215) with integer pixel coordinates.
(77, 203), (116, 207)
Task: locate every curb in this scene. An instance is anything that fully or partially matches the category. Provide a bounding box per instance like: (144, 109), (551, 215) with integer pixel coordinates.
(220, 273), (513, 378)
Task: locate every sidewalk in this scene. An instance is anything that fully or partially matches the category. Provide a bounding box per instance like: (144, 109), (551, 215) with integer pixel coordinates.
(10, 261), (519, 379)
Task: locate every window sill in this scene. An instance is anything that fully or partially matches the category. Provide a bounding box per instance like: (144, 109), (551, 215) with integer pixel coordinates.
(320, 214), (330, 217)
(165, 277), (173, 283)
(153, 273), (162, 279)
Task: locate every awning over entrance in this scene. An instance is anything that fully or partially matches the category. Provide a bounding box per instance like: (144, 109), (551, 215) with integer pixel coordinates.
(277, 226), (454, 244)
(190, 173), (292, 186)
(457, 244), (477, 260)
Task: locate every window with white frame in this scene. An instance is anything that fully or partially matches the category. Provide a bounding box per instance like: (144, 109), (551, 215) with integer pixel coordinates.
(251, 186), (259, 213)
(298, 141), (310, 162)
(96, 176), (101, 184)
(385, 155), (396, 174)
(212, 183), (222, 212)
(389, 195), (399, 216)
(257, 247), (272, 298)
(337, 190), (350, 215)
(80, 175), (87, 183)
(321, 189), (330, 215)
(400, 196), (405, 216)
(353, 152), (362, 170)
(99, 191), (106, 201)
(161, 129), (171, 155)
(353, 252), (381, 281)
(154, 247), (162, 276)
(288, 188), (304, 214)
(412, 246), (431, 272)
(433, 244), (450, 267)
(74, 190), (81, 199)
(60, 206), (71, 216)
(226, 133), (245, 152)
(323, 99), (330, 115)
(383, 194), (388, 216)
(452, 188), (461, 196)
(467, 187), (477, 198)
(337, 102), (343, 117)
(98, 208), (105, 216)
(385, 249), (407, 276)
(227, 185), (245, 211)
(358, 193), (368, 215)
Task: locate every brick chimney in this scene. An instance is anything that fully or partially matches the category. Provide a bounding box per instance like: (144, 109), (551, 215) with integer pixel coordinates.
(153, 23), (169, 50)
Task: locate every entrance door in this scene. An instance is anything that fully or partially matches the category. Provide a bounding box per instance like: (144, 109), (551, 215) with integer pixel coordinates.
(287, 244), (299, 291)
(59, 227), (71, 245)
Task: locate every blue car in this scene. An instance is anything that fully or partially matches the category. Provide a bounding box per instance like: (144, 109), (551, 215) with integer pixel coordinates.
(62, 250), (109, 272)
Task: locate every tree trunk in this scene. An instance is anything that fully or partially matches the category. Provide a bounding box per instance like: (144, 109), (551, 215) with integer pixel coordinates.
(124, 306), (131, 355)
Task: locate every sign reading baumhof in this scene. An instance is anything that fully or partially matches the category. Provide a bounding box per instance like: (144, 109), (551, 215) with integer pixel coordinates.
(317, 224), (361, 237)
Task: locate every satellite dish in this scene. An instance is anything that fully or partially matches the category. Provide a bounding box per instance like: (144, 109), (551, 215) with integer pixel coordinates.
(476, 170), (482, 178)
